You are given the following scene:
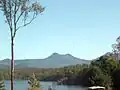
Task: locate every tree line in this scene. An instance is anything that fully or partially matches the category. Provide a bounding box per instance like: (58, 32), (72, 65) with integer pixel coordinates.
(0, 54), (120, 90)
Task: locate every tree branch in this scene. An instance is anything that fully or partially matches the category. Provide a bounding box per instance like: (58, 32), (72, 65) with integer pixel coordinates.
(3, 0), (13, 37)
(16, 13), (37, 31)
(14, 1), (21, 17)
(15, 11), (24, 24)
(8, 0), (13, 38)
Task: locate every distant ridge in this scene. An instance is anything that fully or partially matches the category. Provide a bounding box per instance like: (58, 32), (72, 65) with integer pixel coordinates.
(0, 53), (90, 68)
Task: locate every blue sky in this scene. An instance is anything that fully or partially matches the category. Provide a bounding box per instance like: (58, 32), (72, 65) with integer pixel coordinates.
(0, 0), (120, 60)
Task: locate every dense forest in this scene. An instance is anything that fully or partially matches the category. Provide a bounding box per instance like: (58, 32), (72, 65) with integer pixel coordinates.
(0, 54), (120, 90)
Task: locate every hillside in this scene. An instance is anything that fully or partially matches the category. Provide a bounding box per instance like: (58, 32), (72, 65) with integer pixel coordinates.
(0, 53), (90, 68)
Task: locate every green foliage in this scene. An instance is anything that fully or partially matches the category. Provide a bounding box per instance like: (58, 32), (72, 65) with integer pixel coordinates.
(28, 87), (40, 90)
(112, 36), (120, 60)
(0, 81), (5, 90)
(0, 55), (120, 89)
(112, 68), (120, 90)
(88, 66), (112, 88)
(0, 72), (5, 90)
(28, 73), (40, 90)
(91, 56), (119, 75)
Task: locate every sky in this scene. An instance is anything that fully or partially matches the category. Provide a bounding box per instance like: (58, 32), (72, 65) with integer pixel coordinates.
(0, 0), (120, 60)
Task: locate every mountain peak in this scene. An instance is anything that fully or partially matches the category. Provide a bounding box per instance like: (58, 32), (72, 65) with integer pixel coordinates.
(50, 53), (74, 58)
(52, 52), (60, 56)
(45, 53), (61, 59)
(0, 53), (90, 68)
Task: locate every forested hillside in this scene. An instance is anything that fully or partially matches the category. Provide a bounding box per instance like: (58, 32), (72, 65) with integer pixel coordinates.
(0, 54), (120, 90)
(0, 53), (90, 68)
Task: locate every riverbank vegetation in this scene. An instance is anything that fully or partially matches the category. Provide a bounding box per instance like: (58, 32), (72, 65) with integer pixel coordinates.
(28, 73), (41, 90)
(0, 54), (120, 89)
(0, 72), (5, 90)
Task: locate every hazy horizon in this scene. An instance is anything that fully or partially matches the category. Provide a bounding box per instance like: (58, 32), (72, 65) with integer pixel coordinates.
(0, 52), (91, 60)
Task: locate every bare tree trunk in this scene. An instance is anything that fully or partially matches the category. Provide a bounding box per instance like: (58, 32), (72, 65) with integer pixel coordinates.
(11, 37), (14, 90)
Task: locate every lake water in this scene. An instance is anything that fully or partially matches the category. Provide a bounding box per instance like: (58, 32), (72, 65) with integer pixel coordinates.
(5, 80), (87, 90)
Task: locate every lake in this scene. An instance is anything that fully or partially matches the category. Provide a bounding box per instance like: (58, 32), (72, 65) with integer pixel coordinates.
(5, 80), (87, 90)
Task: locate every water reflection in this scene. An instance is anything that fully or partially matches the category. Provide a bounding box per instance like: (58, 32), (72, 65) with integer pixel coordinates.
(5, 80), (86, 90)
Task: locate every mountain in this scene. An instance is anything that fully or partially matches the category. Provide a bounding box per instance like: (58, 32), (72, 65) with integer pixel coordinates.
(0, 53), (90, 68)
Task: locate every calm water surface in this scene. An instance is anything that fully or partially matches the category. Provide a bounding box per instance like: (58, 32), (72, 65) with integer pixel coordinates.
(5, 80), (86, 90)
